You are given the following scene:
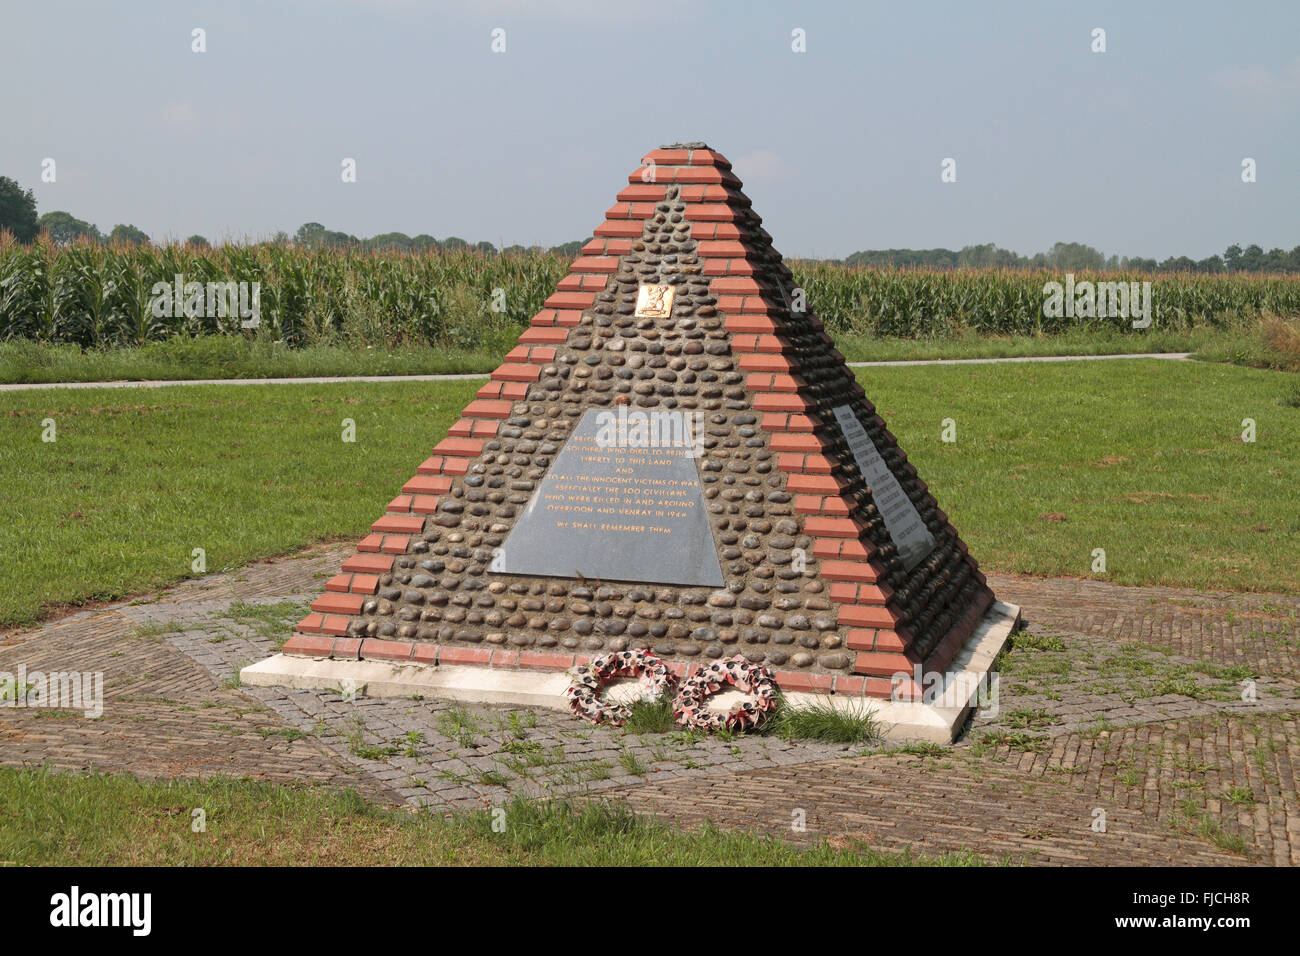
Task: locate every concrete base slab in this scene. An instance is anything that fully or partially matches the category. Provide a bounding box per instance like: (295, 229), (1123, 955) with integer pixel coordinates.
(784, 599), (1022, 743)
(240, 655), (576, 709)
(241, 600), (1021, 744)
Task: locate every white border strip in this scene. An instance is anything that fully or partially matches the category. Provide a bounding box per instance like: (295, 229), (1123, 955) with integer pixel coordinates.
(241, 601), (1021, 743)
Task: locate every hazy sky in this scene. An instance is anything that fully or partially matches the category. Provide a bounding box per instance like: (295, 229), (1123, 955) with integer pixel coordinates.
(4, 0), (1298, 259)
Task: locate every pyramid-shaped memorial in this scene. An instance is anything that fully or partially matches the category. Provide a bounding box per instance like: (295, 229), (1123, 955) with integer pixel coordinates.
(282, 143), (996, 699)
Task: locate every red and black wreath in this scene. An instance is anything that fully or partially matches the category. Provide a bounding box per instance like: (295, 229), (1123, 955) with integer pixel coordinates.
(672, 655), (779, 732)
(565, 648), (676, 726)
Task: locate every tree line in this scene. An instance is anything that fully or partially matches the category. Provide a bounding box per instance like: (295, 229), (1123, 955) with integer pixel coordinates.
(289, 222), (583, 257)
(2, 174), (1296, 272)
(842, 241), (1300, 274)
(0, 176), (582, 257)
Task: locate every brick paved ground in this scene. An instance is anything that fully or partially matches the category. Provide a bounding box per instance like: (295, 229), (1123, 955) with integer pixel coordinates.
(1, 547), (1296, 865)
(0, 545), (850, 814)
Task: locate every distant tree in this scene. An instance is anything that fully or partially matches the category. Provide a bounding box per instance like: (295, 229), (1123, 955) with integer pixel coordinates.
(293, 222), (356, 248)
(1264, 247), (1289, 272)
(366, 232), (413, 251)
(957, 243), (1023, 269)
(1044, 242), (1105, 271)
(186, 234), (210, 248)
(845, 248), (961, 269)
(549, 240), (584, 258)
(1196, 255), (1224, 273)
(441, 236), (469, 251)
(108, 223), (150, 246)
(410, 234), (439, 251)
(473, 240), (497, 255)
(37, 210), (102, 245)
(1240, 244), (1265, 272)
(0, 176), (39, 243)
(294, 222), (327, 246)
(1223, 244), (1243, 271)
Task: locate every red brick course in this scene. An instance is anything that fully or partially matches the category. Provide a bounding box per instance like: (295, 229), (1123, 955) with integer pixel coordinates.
(278, 636), (921, 701)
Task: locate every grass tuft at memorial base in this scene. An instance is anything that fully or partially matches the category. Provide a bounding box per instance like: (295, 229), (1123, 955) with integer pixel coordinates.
(0, 358), (1296, 629)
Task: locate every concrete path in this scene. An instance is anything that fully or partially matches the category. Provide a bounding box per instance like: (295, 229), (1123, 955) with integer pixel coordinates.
(0, 372), (490, 392)
(849, 352), (1192, 368)
(2, 543), (1294, 865)
(0, 352), (1194, 392)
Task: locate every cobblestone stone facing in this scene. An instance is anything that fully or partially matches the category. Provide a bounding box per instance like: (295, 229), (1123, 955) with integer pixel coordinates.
(695, 173), (989, 667)
(297, 144), (994, 688)
(346, 183), (856, 671)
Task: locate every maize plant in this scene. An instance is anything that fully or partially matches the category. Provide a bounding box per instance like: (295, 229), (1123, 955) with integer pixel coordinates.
(1, 238), (1298, 348)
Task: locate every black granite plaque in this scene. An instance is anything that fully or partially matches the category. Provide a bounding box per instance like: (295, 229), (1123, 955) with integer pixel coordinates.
(495, 408), (723, 587)
(831, 404), (935, 571)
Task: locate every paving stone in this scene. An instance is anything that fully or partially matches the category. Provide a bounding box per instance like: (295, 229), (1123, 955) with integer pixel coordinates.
(1, 543), (1295, 865)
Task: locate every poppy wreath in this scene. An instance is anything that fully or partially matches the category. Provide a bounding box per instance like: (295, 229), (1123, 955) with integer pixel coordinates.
(565, 648), (676, 726)
(672, 655), (779, 732)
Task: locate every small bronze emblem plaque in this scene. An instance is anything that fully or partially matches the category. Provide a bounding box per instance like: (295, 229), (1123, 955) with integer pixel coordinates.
(634, 284), (675, 318)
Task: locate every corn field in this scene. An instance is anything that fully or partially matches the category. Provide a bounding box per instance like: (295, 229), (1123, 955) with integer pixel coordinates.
(3, 235), (1298, 349)
(792, 262), (1300, 337)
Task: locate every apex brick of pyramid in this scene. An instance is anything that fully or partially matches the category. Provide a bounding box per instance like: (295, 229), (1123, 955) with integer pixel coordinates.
(279, 143), (998, 702)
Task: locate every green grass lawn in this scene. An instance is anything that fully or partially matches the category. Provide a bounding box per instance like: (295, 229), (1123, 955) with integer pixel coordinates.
(866, 359), (1299, 593)
(0, 768), (982, 866)
(0, 337), (499, 384)
(0, 359), (1296, 629)
(0, 326), (1243, 384)
(837, 325), (1232, 363)
(0, 378), (477, 626)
